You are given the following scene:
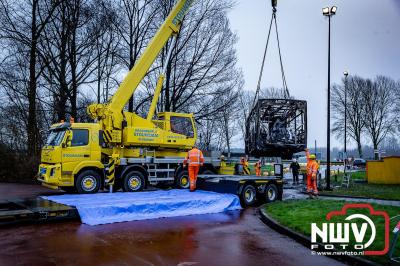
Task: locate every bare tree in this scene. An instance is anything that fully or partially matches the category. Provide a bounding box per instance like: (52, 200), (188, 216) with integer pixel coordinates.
(380, 136), (400, 156)
(0, 0), (60, 155)
(0, 0), (244, 178)
(0, 102), (28, 150)
(39, 1), (73, 121)
(112, 0), (158, 112)
(191, 76), (242, 154)
(394, 80), (400, 133)
(363, 76), (396, 159)
(259, 87), (290, 99)
(132, 0), (243, 150)
(215, 79), (242, 156)
(237, 90), (254, 140)
(39, 0), (103, 121)
(332, 76), (367, 158)
(143, 0), (240, 116)
(91, 0), (121, 104)
(197, 117), (220, 151)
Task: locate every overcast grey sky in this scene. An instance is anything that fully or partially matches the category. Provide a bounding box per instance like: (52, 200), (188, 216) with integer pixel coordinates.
(228, 0), (400, 149)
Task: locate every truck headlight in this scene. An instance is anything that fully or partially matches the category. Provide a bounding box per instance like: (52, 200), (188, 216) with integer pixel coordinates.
(39, 167), (46, 175)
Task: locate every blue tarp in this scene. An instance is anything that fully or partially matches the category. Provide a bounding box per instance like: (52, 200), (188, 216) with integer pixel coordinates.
(43, 189), (241, 226)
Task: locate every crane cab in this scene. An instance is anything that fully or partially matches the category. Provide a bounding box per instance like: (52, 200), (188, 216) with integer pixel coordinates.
(124, 111), (197, 150)
(153, 112), (197, 149)
(156, 112), (195, 136)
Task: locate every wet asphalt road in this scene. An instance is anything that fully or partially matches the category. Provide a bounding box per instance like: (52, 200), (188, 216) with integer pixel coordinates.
(0, 184), (344, 266)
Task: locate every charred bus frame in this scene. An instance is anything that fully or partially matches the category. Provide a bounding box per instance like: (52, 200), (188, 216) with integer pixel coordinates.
(245, 99), (307, 159)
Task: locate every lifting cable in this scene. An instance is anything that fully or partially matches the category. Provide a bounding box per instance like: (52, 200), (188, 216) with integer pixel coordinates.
(252, 1), (290, 109)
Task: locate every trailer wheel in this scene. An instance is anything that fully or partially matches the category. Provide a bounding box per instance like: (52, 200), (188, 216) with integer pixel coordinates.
(176, 170), (189, 189)
(123, 171), (145, 192)
(240, 184), (257, 207)
(76, 170), (101, 194)
(265, 184), (278, 203)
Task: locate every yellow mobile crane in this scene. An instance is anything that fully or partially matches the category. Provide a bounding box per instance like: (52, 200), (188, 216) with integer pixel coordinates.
(38, 0), (210, 194)
(37, 0), (284, 206)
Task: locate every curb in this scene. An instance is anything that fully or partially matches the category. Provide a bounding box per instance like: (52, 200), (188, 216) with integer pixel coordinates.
(258, 207), (376, 266)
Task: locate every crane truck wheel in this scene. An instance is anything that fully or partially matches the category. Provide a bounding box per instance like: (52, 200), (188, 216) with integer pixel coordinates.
(240, 184), (257, 207)
(75, 170), (101, 194)
(265, 184), (278, 203)
(175, 170), (189, 189)
(122, 171), (145, 192)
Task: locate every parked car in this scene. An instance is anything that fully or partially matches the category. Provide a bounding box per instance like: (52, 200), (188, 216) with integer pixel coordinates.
(352, 158), (366, 168)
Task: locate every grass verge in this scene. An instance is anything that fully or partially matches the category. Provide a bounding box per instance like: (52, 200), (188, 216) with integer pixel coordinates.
(264, 200), (400, 265)
(323, 183), (400, 201)
(329, 170), (366, 183)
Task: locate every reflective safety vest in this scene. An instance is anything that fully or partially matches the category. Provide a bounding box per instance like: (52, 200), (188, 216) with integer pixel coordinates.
(184, 148), (204, 166)
(241, 160), (250, 175)
(306, 160), (319, 177)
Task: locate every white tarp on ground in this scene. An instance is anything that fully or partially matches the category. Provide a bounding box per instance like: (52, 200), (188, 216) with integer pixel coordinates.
(42, 189), (242, 226)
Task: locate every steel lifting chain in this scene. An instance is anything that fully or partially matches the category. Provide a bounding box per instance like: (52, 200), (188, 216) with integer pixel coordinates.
(252, 0), (290, 109)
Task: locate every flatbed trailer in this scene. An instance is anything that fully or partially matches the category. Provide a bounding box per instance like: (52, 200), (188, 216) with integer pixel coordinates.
(197, 174), (283, 207)
(0, 198), (78, 226)
(2, 164), (284, 225)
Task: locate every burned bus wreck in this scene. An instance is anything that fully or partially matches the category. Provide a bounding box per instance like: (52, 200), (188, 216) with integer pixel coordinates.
(245, 99), (307, 159)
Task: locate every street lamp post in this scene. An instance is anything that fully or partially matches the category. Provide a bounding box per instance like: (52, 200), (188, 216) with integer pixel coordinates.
(343, 71), (348, 155)
(322, 6), (337, 190)
(343, 70), (348, 172)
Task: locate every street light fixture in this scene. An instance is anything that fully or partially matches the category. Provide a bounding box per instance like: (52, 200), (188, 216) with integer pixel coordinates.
(322, 6), (337, 16)
(322, 6), (337, 191)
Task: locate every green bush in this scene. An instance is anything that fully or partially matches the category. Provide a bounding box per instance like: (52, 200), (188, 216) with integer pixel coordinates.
(0, 143), (39, 183)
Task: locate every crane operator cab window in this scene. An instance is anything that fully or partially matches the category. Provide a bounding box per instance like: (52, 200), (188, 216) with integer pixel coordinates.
(170, 116), (194, 138)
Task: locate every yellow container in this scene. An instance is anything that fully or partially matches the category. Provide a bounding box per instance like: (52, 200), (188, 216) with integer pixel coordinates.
(367, 157), (400, 184)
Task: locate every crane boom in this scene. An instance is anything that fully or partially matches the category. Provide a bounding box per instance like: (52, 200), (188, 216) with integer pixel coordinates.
(88, 0), (194, 130)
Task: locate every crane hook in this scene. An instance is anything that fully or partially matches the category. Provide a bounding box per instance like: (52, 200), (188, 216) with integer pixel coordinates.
(272, 0), (277, 12)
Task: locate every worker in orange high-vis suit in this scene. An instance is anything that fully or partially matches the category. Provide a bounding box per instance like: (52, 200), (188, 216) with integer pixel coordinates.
(255, 159), (262, 176)
(183, 146), (204, 192)
(240, 157), (250, 175)
(305, 148), (319, 198)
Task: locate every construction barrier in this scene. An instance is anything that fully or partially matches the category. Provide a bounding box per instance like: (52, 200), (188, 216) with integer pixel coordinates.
(367, 156), (400, 184)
